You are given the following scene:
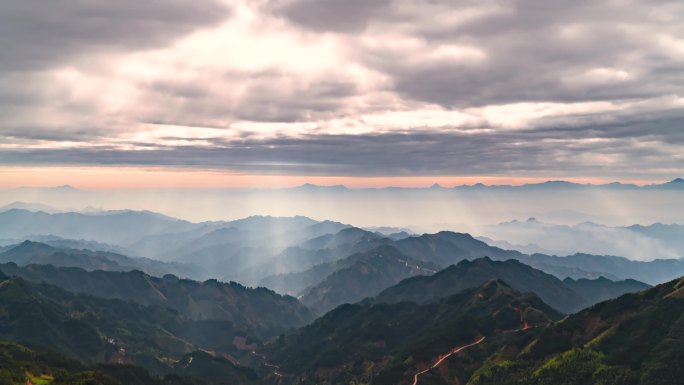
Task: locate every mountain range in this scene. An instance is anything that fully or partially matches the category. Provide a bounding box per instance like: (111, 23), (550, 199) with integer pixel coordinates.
(0, 209), (353, 280)
(373, 257), (648, 313)
(4, 179), (683, 195)
(0, 243), (674, 384)
(266, 279), (562, 384)
(0, 240), (204, 279)
(3, 177), (683, 231)
(298, 245), (440, 314)
(467, 276), (684, 385)
(261, 274), (683, 385)
(0, 209), (679, 323)
(2, 208), (684, 289)
(255, 227), (673, 309)
(479, 217), (684, 261)
(0, 270), (232, 369)
(0, 262), (313, 339)
(0, 205), (681, 384)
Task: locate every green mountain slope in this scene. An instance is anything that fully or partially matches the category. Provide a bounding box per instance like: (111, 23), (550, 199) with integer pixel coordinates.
(375, 257), (587, 313)
(391, 230), (684, 285)
(0, 209), (191, 246)
(298, 245), (440, 314)
(393, 232), (522, 266)
(0, 263), (313, 338)
(257, 228), (672, 300)
(467, 276), (684, 385)
(562, 276), (650, 305)
(0, 241), (205, 279)
(0, 337), (259, 385)
(266, 280), (561, 385)
(265, 273), (678, 385)
(0, 273), (261, 383)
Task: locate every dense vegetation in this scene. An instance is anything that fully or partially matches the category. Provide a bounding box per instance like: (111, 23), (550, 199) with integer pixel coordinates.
(375, 257), (648, 313)
(0, 261), (314, 338)
(0, 337), (261, 385)
(0, 258), (680, 384)
(463, 277), (684, 385)
(299, 245), (440, 313)
(0, 270), (261, 383)
(375, 257), (585, 312)
(562, 276), (650, 305)
(263, 275), (684, 385)
(266, 280), (561, 384)
(0, 209), (680, 385)
(0, 241), (203, 280)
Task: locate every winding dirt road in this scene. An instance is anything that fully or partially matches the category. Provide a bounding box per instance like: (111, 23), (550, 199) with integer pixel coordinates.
(411, 336), (486, 385)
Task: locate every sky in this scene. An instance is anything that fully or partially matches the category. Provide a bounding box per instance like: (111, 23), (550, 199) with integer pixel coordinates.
(1, 0), (683, 188)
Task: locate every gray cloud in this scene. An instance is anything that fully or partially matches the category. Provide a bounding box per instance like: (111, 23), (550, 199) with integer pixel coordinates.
(231, 79), (359, 122)
(274, 0), (684, 107)
(1, 0), (684, 181)
(2, 109), (683, 179)
(270, 0), (392, 32)
(138, 71), (359, 125)
(0, 0), (230, 72)
(0, 0), (232, 142)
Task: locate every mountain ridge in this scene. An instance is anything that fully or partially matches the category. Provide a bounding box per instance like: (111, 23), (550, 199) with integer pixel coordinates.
(299, 245), (440, 314)
(265, 279), (562, 384)
(374, 257), (587, 313)
(0, 261), (314, 338)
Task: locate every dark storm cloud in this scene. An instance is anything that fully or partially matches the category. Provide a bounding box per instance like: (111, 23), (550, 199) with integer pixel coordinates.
(0, 0), (230, 72)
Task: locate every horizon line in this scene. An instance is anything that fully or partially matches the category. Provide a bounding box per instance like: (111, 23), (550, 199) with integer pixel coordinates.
(0, 166), (679, 190)
(2, 177), (681, 191)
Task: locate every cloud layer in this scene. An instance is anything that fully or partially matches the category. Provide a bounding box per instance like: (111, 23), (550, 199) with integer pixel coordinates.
(1, 0), (683, 179)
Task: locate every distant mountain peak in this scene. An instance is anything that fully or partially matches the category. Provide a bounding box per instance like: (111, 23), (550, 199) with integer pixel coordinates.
(577, 221), (600, 227)
(668, 177), (684, 184)
(0, 201), (60, 213)
(15, 184), (80, 191)
(339, 226), (372, 235)
(434, 230), (476, 239)
(15, 240), (53, 249)
(376, 255), (588, 313)
(295, 183), (349, 191)
(475, 255), (495, 263)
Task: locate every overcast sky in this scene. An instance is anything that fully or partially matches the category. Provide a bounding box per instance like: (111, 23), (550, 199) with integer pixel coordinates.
(1, 0), (683, 187)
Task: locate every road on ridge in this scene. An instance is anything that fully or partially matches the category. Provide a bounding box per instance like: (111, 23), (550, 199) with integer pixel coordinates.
(411, 336), (486, 385)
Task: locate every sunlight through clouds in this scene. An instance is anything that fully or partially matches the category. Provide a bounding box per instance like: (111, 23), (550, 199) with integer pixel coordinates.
(0, 0), (683, 182)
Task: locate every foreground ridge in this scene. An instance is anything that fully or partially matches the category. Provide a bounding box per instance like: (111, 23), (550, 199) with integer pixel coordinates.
(411, 336), (487, 385)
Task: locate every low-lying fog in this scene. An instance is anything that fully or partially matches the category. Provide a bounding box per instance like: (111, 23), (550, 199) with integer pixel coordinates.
(1, 183), (682, 261)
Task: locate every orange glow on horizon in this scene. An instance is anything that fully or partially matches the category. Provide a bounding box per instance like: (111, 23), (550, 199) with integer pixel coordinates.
(0, 166), (663, 190)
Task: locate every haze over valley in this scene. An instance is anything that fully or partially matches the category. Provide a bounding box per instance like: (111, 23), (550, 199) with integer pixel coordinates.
(0, 187), (681, 383)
